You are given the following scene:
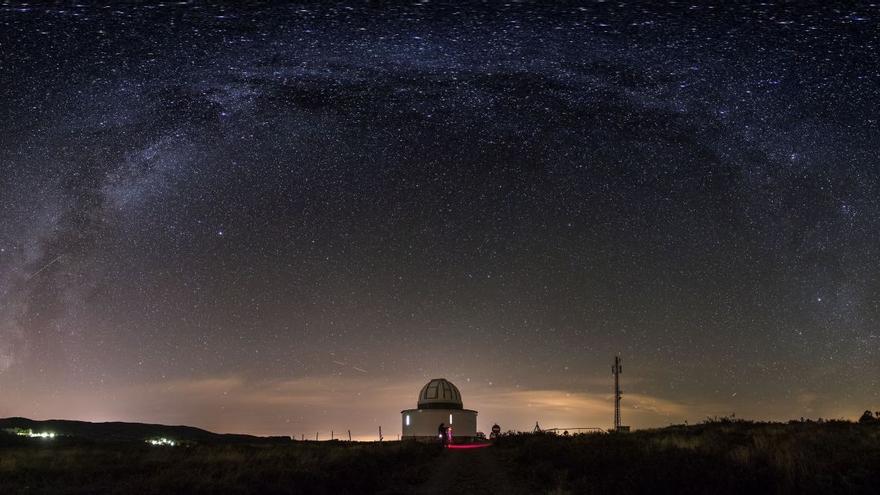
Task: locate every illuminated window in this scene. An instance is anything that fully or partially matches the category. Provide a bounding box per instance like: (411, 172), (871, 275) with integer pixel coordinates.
(449, 414), (453, 424)
(405, 415), (410, 426)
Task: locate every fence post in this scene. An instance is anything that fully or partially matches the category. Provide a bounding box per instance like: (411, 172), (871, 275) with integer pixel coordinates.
(348, 430), (352, 442)
(379, 426), (383, 442)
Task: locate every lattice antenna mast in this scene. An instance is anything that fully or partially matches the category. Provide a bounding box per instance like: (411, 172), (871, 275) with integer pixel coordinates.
(612, 355), (622, 431)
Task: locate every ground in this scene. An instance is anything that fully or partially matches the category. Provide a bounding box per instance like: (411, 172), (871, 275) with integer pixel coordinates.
(1, 421), (879, 494)
(417, 446), (525, 495)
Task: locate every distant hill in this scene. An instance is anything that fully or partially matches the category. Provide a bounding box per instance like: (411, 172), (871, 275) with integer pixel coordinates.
(0, 417), (292, 444)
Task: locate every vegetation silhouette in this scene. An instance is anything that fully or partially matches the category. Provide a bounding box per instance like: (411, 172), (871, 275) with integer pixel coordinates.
(494, 417), (880, 494)
(1, 416), (878, 494)
(858, 410), (879, 424)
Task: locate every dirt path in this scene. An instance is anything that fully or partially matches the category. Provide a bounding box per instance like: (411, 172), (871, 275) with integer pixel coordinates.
(416, 446), (526, 495)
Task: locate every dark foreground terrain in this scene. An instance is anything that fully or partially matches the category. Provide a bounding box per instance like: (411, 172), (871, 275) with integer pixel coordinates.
(1, 420), (878, 494)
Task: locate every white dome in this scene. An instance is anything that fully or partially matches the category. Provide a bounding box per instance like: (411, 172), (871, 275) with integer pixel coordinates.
(418, 378), (463, 410)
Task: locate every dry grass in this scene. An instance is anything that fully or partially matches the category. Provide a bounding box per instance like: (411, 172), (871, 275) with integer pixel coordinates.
(494, 421), (880, 494)
(0, 439), (439, 494)
(2, 421), (878, 494)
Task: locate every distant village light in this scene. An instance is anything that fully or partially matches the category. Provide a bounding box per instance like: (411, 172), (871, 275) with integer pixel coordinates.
(147, 438), (176, 446)
(13, 429), (56, 439)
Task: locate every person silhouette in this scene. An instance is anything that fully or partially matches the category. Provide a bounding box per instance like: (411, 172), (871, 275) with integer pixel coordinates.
(438, 422), (448, 447)
(490, 423), (501, 440)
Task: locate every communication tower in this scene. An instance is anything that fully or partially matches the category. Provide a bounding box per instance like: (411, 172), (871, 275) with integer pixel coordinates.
(612, 355), (627, 432)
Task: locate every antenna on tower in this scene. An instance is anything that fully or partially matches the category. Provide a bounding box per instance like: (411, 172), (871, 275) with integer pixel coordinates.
(612, 355), (628, 432)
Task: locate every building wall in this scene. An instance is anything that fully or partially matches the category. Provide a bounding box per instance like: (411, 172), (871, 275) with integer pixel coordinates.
(401, 408), (478, 440)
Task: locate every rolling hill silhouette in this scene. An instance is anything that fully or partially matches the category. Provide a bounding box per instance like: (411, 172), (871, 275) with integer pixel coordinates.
(0, 417), (291, 444)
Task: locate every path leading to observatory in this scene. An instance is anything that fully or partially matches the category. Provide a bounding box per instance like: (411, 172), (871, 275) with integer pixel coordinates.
(417, 447), (526, 495)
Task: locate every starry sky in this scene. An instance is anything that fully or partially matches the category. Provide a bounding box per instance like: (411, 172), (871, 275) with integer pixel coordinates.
(1, 1), (878, 439)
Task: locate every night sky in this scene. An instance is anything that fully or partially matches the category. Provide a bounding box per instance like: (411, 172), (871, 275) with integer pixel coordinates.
(1, 1), (878, 439)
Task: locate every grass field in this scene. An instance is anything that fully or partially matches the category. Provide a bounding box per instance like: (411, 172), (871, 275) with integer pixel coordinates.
(495, 420), (880, 494)
(1, 420), (878, 494)
(0, 437), (438, 494)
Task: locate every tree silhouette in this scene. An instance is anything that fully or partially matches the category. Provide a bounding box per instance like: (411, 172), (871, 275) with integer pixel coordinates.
(858, 410), (877, 423)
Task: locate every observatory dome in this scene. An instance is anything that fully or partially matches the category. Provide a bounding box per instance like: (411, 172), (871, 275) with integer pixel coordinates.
(402, 378), (477, 441)
(417, 378), (463, 409)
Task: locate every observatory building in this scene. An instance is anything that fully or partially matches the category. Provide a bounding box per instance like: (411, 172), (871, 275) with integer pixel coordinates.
(401, 378), (478, 442)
